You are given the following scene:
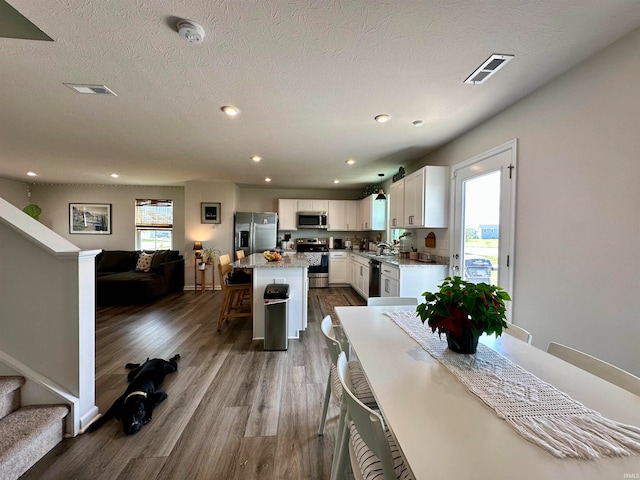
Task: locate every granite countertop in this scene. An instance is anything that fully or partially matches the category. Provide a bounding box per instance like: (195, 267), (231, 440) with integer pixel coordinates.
(232, 253), (309, 269)
(349, 250), (448, 269)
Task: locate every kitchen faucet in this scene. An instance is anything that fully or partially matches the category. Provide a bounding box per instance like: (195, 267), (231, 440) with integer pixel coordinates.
(377, 241), (393, 255)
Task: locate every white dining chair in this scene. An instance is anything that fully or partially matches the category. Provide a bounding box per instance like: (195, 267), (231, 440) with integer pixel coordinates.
(319, 316), (376, 435)
(367, 297), (418, 306)
(547, 342), (640, 396)
(504, 323), (532, 344)
(334, 351), (414, 480)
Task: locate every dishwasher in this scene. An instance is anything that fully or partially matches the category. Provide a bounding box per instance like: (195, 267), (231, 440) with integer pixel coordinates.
(369, 259), (381, 297)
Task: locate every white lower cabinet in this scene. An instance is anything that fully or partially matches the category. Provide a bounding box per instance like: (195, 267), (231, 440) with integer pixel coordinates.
(381, 264), (400, 297)
(329, 251), (349, 284)
(398, 265), (448, 300)
(349, 253), (370, 299)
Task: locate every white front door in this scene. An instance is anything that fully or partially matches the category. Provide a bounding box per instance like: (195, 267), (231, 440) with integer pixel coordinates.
(451, 140), (517, 316)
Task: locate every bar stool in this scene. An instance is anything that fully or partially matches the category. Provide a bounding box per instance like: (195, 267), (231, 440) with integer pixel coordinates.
(217, 255), (252, 331)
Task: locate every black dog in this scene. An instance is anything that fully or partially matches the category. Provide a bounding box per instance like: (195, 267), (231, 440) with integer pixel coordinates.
(88, 354), (180, 435)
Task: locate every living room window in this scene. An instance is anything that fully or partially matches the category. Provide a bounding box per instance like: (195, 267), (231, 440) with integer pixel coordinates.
(135, 199), (173, 250)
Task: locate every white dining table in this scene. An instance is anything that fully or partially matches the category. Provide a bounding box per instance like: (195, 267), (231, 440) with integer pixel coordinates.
(335, 305), (640, 480)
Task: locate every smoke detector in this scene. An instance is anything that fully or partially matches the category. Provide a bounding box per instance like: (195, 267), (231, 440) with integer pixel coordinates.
(177, 19), (205, 44)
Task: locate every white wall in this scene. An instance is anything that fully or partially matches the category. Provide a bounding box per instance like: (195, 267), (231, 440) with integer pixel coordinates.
(236, 187), (361, 213)
(29, 184), (185, 252)
(0, 177), (29, 208)
(412, 27), (640, 375)
(0, 197), (97, 433)
(184, 180), (239, 289)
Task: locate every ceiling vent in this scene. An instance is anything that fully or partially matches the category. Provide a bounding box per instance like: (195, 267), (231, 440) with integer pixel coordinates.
(464, 54), (514, 85)
(63, 84), (117, 96)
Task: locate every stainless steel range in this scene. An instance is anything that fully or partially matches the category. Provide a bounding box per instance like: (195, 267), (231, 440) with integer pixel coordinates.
(296, 238), (329, 288)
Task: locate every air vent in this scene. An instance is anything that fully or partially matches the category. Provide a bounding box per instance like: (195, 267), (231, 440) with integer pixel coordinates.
(63, 84), (117, 96)
(464, 54), (514, 85)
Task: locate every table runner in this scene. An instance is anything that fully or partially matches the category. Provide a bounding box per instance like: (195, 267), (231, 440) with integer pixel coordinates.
(386, 310), (640, 459)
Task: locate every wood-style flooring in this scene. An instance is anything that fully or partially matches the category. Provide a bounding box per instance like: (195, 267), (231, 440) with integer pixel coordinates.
(21, 287), (365, 480)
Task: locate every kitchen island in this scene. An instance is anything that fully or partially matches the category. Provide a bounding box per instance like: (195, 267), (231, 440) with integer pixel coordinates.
(232, 253), (309, 340)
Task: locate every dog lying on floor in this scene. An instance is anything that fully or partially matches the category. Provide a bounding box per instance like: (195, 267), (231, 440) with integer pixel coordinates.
(88, 354), (180, 435)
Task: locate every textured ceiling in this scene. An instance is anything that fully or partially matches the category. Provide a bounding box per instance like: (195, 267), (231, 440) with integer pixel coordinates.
(1, 0), (639, 189)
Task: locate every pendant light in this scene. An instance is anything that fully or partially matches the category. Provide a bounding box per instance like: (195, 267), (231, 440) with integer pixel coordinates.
(375, 173), (386, 200)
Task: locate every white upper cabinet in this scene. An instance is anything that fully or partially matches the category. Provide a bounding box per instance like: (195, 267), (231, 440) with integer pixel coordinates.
(297, 199), (328, 212)
(328, 200), (346, 230)
(278, 199), (298, 230)
(389, 180), (405, 229)
(403, 166), (448, 228)
(345, 200), (359, 231)
(360, 194), (387, 231)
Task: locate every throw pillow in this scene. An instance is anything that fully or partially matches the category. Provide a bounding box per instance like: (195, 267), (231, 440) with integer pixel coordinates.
(135, 252), (155, 273)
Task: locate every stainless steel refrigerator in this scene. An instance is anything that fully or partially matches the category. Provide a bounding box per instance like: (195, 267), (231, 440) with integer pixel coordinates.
(234, 212), (278, 257)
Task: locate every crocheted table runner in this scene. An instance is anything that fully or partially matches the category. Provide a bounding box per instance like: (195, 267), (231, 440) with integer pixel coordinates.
(386, 310), (640, 459)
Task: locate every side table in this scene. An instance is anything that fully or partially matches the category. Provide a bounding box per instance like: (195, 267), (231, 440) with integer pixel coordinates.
(194, 261), (213, 294)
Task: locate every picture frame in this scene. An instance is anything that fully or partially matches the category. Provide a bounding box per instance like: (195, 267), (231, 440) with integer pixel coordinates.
(201, 202), (221, 224)
(69, 203), (112, 234)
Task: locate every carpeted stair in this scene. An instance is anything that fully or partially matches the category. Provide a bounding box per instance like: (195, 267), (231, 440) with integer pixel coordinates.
(0, 376), (69, 480)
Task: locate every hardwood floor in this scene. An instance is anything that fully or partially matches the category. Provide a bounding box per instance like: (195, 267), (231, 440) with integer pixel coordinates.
(21, 287), (365, 480)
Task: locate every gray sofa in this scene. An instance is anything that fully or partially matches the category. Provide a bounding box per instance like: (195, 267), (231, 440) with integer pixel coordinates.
(95, 250), (184, 306)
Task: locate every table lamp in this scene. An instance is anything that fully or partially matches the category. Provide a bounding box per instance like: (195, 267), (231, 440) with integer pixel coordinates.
(193, 241), (203, 258)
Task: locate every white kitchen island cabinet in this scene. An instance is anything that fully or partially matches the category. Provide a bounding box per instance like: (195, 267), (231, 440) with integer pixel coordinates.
(232, 253), (309, 340)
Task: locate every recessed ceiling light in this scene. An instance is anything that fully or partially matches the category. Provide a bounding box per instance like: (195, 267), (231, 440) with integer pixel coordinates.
(333, 180), (340, 184)
(346, 159), (356, 165)
(251, 155), (262, 162)
(27, 171), (37, 177)
(111, 173), (119, 178)
(374, 114), (391, 123)
(221, 105), (239, 116)
(265, 177), (271, 182)
(412, 120), (424, 127)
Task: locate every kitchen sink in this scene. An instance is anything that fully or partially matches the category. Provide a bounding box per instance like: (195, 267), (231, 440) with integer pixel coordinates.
(360, 252), (397, 259)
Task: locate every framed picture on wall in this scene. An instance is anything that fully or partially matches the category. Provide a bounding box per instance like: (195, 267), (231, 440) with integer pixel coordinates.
(69, 203), (112, 234)
(201, 202), (221, 224)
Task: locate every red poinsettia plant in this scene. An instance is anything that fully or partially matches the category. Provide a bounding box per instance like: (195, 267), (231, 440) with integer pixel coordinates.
(416, 276), (511, 338)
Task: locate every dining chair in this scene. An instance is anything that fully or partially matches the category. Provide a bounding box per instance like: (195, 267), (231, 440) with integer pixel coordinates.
(235, 250), (245, 260)
(504, 323), (532, 344)
(367, 297), (418, 307)
(547, 342), (640, 396)
(216, 257), (252, 331)
(334, 351), (414, 480)
(319, 316), (376, 435)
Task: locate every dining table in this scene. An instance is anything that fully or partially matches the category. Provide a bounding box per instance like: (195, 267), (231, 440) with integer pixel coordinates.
(335, 305), (640, 479)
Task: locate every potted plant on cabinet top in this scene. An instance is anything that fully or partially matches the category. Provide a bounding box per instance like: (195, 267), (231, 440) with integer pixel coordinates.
(416, 276), (511, 354)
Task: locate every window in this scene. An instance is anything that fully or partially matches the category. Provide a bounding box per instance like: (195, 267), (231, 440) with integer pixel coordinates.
(135, 199), (173, 250)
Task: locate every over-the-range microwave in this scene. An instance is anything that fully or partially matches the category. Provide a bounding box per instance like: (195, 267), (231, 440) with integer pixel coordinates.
(297, 211), (328, 229)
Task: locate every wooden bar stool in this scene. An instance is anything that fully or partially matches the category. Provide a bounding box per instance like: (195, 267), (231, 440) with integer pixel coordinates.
(235, 250), (252, 304)
(217, 256), (252, 331)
